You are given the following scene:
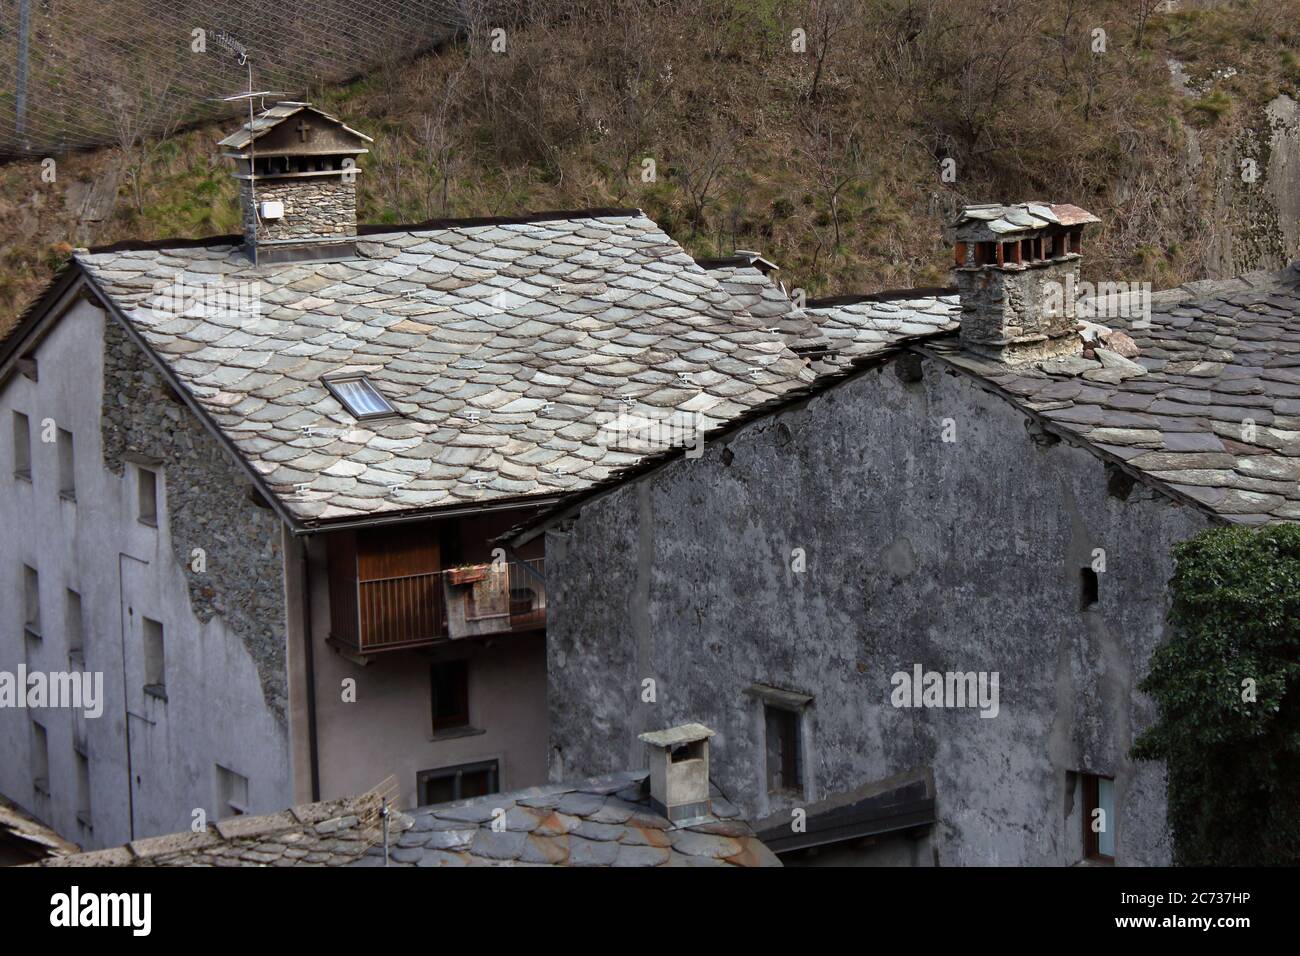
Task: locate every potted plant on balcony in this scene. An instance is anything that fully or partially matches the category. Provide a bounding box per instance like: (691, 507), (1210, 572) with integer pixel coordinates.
(448, 563), (489, 585)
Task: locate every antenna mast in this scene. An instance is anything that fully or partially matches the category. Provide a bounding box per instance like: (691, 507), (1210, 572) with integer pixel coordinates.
(215, 31), (261, 262)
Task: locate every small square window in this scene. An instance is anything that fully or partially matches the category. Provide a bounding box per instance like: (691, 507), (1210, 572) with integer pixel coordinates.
(66, 589), (84, 660)
(1082, 773), (1115, 862)
(31, 722), (49, 796)
(13, 412), (31, 479)
(75, 750), (92, 827)
(216, 764), (249, 819)
(143, 616), (166, 696)
(417, 760), (499, 806)
(430, 659), (470, 732)
(324, 376), (397, 420)
(1080, 568), (1099, 610)
(137, 466), (158, 526)
(57, 428), (75, 500)
(765, 705), (803, 795)
(23, 564), (40, 637)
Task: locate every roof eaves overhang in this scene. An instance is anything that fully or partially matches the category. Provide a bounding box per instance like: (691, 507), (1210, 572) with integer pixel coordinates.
(0, 261), (85, 379)
(295, 492), (569, 536)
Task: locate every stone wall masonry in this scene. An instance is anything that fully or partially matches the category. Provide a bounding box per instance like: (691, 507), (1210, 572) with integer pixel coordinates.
(546, 350), (1211, 865)
(101, 318), (289, 722)
(240, 177), (357, 244)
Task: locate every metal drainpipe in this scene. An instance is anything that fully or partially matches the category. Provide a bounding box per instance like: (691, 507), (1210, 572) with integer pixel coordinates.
(301, 537), (321, 801)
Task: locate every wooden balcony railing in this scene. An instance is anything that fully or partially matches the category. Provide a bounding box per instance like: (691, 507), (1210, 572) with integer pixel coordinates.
(338, 558), (545, 654)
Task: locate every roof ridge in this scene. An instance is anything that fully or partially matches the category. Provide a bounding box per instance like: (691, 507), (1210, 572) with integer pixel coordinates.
(805, 286), (958, 309)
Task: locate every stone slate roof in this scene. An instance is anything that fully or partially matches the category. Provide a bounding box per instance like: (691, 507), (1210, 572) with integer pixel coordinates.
(363, 770), (780, 867)
(700, 260), (959, 369)
(933, 265), (1300, 524)
(31, 773), (780, 868)
(76, 212), (819, 525)
(31, 795), (384, 867)
(803, 292), (960, 369)
(955, 202), (1099, 235)
(216, 102), (373, 152)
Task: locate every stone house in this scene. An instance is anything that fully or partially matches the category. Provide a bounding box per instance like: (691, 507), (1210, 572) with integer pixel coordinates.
(517, 205), (1300, 865)
(0, 103), (823, 850)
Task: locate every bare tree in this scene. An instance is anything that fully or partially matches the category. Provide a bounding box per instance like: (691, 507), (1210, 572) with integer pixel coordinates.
(798, 113), (866, 254)
(676, 123), (734, 242)
(104, 64), (181, 213)
(415, 58), (469, 217)
(806, 0), (854, 102)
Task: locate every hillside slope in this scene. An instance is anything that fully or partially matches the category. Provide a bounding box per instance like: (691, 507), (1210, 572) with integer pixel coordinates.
(3, 0), (1299, 337)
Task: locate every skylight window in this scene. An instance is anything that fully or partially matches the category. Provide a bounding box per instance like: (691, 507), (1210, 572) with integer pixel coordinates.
(324, 376), (396, 420)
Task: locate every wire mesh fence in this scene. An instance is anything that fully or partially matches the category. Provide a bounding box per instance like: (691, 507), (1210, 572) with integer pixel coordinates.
(0, 0), (476, 157)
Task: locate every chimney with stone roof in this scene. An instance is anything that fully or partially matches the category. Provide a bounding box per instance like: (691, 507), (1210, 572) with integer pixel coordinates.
(952, 202), (1100, 363)
(218, 102), (373, 265)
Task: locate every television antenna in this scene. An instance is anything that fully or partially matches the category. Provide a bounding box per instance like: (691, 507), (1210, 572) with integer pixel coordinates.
(209, 30), (292, 262)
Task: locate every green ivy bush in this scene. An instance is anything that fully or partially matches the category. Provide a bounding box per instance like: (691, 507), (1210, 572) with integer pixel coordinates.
(1133, 524), (1300, 865)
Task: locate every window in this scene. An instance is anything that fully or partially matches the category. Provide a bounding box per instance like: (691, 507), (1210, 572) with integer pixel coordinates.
(430, 660), (470, 732)
(75, 749), (92, 828)
(31, 722), (49, 796)
(323, 376), (397, 420)
(13, 412), (31, 479)
(23, 565), (40, 637)
(765, 705), (803, 794)
(65, 589), (84, 660)
(1080, 568), (1099, 611)
(417, 760), (499, 806)
(57, 428), (75, 500)
(1082, 774), (1116, 862)
(137, 466), (158, 526)
(216, 765), (249, 819)
(143, 617), (166, 697)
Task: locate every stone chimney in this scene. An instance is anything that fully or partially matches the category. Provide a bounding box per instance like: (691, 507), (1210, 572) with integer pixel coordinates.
(218, 102), (373, 265)
(638, 723), (715, 825)
(952, 202), (1100, 363)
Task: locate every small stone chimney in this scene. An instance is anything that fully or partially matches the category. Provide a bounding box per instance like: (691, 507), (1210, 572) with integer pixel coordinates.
(952, 202), (1100, 363)
(638, 723), (715, 825)
(218, 102), (373, 265)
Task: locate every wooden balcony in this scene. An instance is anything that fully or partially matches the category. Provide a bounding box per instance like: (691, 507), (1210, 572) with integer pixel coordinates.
(329, 555), (546, 655)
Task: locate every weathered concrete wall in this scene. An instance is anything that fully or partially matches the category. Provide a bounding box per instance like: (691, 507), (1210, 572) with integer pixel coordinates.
(0, 294), (290, 849)
(546, 351), (1211, 866)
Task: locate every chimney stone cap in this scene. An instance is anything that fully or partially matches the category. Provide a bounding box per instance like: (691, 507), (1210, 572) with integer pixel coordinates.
(638, 723), (715, 749)
(954, 202), (1098, 236)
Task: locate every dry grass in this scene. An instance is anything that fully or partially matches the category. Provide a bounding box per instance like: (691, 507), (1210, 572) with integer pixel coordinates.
(3, 0), (1298, 338)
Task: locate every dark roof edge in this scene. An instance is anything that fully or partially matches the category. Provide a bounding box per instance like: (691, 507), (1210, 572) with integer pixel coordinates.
(805, 285), (957, 309)
(0, 261), (83, 369)
(506, 329), (956, 547)
(79, 207), (648, 257)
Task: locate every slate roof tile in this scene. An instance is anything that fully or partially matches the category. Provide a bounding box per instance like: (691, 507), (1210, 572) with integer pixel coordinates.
(930, 263), (1300, 523)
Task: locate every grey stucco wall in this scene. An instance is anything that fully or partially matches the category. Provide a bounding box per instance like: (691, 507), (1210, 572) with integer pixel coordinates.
(0, 294), (291, 849)
(546, 351), (1211, 866)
